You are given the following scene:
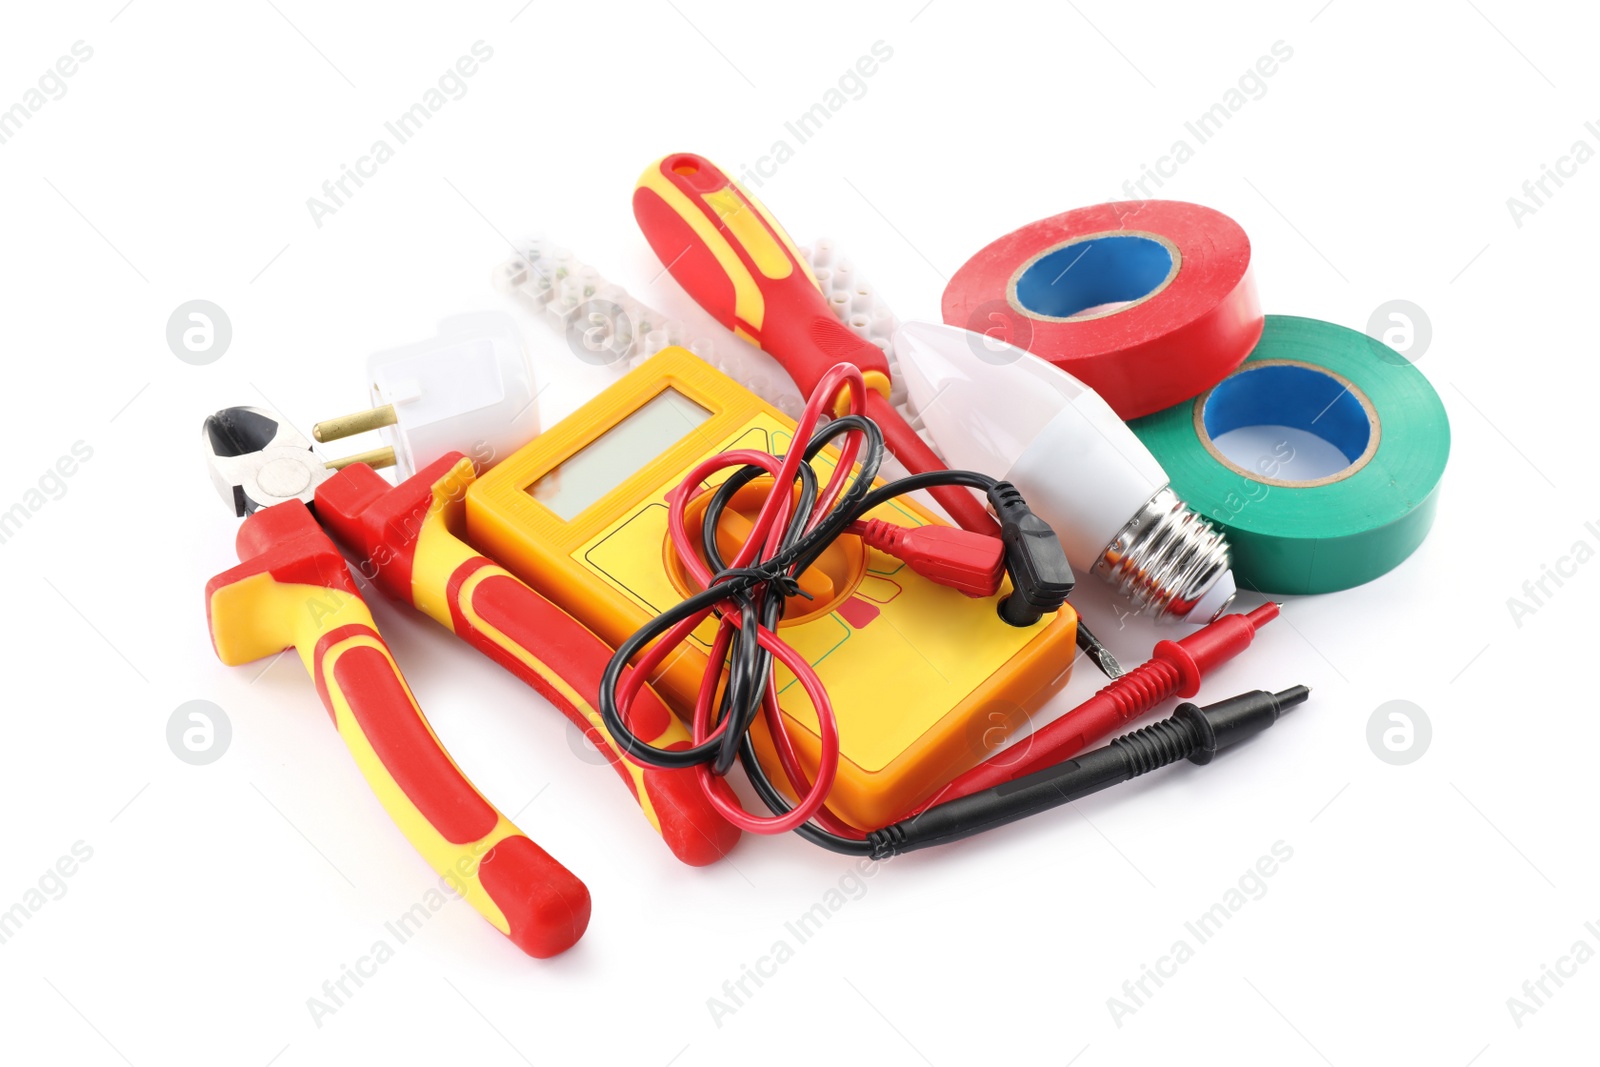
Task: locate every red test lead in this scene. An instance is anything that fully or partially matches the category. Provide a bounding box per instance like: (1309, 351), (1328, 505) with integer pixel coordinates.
(915, 602), (1281, 812)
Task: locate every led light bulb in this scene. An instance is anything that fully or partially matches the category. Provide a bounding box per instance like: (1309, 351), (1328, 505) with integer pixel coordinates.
(893, 321), (1235, 623)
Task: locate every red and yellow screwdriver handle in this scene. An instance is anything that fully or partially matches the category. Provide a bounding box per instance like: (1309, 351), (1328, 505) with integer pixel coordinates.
(634, 151), (891, 399)
(315, 454), (741, 867)
(205, 501), (590, 958)
(633, 151), (998, 535)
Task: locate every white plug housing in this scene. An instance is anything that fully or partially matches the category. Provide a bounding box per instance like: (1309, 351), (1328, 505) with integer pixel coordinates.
(368, 312), (537, 477)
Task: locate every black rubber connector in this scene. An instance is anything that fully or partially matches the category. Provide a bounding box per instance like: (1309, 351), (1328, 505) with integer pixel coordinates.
(987, 481), (1074, 627)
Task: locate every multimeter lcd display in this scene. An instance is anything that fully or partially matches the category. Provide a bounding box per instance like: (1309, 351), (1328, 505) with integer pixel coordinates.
(527, 388), (712, 520)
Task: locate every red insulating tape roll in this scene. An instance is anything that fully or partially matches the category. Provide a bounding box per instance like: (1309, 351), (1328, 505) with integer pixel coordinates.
(941, 201), (1263, 420)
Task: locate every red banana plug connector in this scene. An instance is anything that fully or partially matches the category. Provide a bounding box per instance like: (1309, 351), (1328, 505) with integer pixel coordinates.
(850, 518), (1006, 598)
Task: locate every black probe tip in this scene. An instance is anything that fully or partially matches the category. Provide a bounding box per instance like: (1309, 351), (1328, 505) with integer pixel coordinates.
(1274, 685), (1311, 711)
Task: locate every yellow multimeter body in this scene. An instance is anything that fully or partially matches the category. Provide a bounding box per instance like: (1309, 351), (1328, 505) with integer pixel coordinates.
(466, 347), (1078, 828)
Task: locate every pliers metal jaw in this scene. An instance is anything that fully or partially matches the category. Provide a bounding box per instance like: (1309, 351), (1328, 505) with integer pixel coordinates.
(203, 406), (331, 515)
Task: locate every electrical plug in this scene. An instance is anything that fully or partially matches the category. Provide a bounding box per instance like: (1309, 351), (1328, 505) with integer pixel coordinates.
(312, 312), (537, 478)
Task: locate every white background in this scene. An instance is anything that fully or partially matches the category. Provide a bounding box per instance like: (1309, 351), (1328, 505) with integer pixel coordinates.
(1, 1), (1594, 1064)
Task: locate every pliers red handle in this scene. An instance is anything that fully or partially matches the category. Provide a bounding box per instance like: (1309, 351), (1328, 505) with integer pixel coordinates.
(207, 499), (590, 957)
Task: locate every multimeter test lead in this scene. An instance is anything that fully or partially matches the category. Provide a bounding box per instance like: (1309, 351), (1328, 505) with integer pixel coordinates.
(597, 361), (1073, 836)
(912, 601), (1282, 813)
(593, 356), (1308, 858)
(865, 687), (1309, 858)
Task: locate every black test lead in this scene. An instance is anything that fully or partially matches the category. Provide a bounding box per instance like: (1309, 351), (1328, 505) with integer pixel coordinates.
(864, 686), (1310, 858)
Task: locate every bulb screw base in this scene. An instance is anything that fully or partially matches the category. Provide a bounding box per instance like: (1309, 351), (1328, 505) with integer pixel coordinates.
(1093, 488), (1234, 622)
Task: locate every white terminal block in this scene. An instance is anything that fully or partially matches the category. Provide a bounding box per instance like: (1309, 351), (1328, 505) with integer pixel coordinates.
(799, 239), (907, 410)
(496, 240), (696, 374)
(368, 312), (538, 477)
(491, 238), (911, 426)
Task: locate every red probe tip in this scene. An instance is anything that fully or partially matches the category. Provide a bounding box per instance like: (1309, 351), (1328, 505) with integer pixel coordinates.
(1243, 602), (1281, 628)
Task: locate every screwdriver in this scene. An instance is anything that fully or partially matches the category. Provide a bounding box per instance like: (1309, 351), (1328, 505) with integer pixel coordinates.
(632, 151), (999, 537)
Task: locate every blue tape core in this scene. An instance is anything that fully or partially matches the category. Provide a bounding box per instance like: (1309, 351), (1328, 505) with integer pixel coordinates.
(1013, 235), (1174, 318)
(1203, 363), (1372, 464)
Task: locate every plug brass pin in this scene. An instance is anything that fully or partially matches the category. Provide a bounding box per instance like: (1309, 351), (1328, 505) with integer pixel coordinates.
(313, 405), (397, 443)
(324, 446), (396, 472)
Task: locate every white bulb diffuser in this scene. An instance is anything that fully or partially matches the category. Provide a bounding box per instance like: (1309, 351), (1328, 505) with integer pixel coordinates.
(892, 321), (1235, 623)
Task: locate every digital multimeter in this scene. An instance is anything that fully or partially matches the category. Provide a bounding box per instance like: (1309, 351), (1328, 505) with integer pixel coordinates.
(466, 347), (1079, 827)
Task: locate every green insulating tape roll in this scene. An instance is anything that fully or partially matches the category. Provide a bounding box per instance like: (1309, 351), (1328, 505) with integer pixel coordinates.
(1129, 315), (1449, 595)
